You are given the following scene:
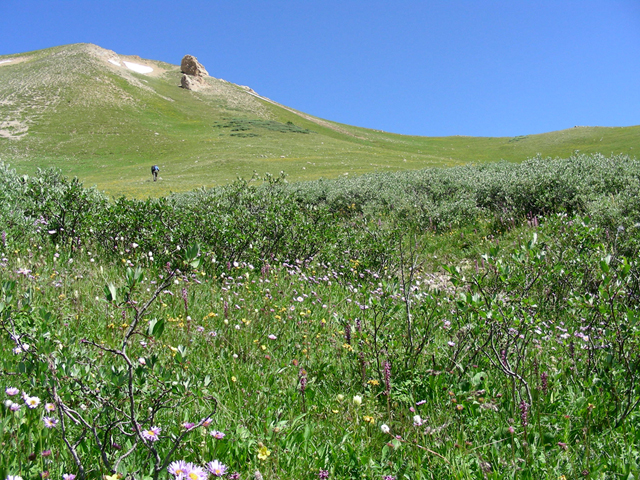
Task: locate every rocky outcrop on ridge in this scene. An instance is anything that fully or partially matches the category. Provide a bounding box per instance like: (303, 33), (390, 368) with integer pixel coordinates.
(181, 55), (208, 77)
(180, 74), (206, 91)
(180, 55), (209, 91)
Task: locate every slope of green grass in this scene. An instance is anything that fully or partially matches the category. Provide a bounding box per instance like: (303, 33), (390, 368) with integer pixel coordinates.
(0, 43), (638, 197)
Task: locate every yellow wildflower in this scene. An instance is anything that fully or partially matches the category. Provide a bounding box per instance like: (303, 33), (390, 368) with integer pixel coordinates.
(257, 443), (271, 461)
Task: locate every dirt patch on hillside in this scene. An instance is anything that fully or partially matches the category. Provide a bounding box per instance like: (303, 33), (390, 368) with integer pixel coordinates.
(0, 120), (28, 139)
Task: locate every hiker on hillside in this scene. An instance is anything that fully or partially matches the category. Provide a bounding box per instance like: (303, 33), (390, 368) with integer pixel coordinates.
(151, 165), (159, 182)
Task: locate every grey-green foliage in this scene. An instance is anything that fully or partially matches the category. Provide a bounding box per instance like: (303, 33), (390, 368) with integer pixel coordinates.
(0, 163), (32, 242)
(288, 153), (640, 230)
(0, 163), (108, 248)
(1, 153), (638, 265)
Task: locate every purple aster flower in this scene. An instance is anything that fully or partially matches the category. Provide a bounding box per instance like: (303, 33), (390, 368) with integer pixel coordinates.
(202, 417), (213, 427)
(228, 473), (240, 480)
(5, 387), (19, 396)
(10, 402), (21, 412)
(43, 417), (58, 428)
(319, 469), (329, 479)
(182, 422), (196, 430)
(44, 403), (55, 412)
(206, 460), (228, 477)
(25, 396), (41, 409)
(168, 460), (190, 478)
(141, 426), (161, 441)
(63, 475), (76, 480)
(41, 450), (52, 457)
(183, 463), (208, 480)
(209, 430), (225, 439)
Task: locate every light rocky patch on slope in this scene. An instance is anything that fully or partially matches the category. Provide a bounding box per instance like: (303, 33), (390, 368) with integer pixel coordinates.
(185, 76), (270, 118)
(0, 120), (29, 139)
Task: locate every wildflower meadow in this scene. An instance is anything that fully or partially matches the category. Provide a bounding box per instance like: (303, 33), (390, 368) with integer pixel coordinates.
(1, 154), (640, 479)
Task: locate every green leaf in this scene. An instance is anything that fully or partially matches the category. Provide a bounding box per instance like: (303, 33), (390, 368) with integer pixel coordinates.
(126, 266), (143, 288)
(147, 318), (165, 338)
(303, 424), (312, 443)
(177, 345), (188, 361)
(105, 283), (118, 303)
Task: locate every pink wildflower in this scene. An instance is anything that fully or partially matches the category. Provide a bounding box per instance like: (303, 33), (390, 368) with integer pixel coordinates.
(141, 426), (161, 441)
(206, 460), (228, 477)
(43, 417), (58, 428)
(168, 460), (190, 478)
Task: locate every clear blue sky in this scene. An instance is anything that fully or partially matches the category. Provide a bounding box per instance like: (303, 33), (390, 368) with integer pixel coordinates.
(2, 0), (639, 137)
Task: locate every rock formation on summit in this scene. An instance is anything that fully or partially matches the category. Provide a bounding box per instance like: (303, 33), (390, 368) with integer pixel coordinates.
(180, 55), (209, 91)
(181, 55), (208, 77)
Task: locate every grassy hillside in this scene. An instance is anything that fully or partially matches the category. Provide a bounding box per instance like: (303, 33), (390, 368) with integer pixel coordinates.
(0, 43), (638, 197)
